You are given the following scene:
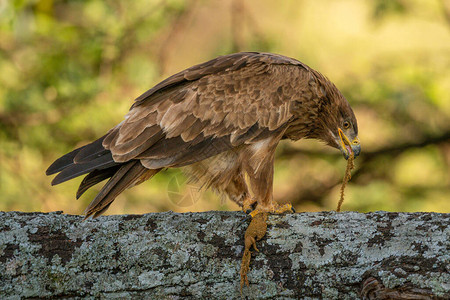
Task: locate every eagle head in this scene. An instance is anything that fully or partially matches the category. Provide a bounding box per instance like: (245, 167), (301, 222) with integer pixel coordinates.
(322, 94), (360, 160)
(311, 76), (360, 160)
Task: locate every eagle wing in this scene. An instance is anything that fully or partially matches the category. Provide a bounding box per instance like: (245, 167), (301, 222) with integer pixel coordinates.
(46, 52), (313, 218)
(102, 52), (309, 169)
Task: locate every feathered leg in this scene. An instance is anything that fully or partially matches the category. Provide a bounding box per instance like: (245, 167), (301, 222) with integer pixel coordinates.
(239, 136), (294, 291)
(241, 135), (294, 215)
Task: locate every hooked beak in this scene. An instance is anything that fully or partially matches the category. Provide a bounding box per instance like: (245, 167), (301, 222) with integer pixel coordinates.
(338, 128), (361, 160)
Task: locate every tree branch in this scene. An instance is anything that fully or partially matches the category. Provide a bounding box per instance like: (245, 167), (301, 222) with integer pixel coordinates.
(1, 211), (448, 299)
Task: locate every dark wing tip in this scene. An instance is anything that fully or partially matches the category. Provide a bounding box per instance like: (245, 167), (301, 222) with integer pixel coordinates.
(46, 167), (55, 176)
(46, 158), (69, 176)
(46, 147), (84, 176)
(51, 172), (69, 186)
(49, 153), (117, 186)
(47, 136), (108, 176)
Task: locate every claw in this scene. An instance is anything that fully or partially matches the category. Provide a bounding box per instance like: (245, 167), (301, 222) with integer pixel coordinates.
(274, 203), (294, 214)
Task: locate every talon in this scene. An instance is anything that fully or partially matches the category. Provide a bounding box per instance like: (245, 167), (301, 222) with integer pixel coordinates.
(274, 203), (294, 214)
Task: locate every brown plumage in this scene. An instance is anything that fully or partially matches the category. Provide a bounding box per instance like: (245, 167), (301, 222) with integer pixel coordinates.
(46, 52), (360, 218)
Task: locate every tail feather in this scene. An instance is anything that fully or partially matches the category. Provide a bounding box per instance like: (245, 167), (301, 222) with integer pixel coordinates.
(46, 135), (109, 176)
(74, 135), (108, 164)
(76, 166), (121, 199)
(92, 202), (113, 219)
(51, 152), (118, 185)
(46, 147), (84, 175)
(47, 135), (164, 218)
(83, 161), (160, 218)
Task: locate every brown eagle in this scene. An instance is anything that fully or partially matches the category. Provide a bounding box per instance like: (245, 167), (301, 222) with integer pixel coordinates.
(46, 52), (360, 218)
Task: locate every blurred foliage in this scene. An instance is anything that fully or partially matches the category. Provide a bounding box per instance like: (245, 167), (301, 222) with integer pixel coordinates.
(0, 0), (449, 215)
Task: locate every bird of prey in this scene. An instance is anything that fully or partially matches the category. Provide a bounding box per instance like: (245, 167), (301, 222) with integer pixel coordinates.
(46, 52), (360, 219)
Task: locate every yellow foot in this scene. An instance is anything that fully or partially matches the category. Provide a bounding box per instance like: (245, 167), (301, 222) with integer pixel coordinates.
(240, 212), (268, 291)
(249, 203), (295, 218)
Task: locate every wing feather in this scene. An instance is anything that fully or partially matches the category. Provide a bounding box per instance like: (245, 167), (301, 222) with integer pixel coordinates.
(101, 52), (310, 168)
(117, 112), (157, 144)
(180, 119), (207, 142)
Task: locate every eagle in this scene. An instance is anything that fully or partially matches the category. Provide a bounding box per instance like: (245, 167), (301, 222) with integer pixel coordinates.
(46, 52), (360, 218)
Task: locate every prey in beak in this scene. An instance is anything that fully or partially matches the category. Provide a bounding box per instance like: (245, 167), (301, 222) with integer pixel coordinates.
(338, 128), (361, 160)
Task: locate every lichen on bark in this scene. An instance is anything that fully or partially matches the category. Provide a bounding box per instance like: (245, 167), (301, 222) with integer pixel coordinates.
(0, 211), (449, 299)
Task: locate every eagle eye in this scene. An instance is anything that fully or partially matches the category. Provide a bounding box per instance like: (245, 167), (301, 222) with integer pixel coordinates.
(343, 121), (351, 129)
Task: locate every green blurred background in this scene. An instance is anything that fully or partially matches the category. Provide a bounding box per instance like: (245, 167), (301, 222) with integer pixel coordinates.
(1, 0), (449, 216)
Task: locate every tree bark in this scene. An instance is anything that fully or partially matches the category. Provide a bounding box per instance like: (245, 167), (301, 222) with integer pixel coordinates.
(0, 211), (449, 299)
